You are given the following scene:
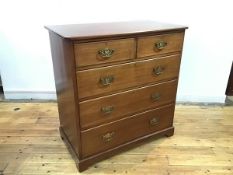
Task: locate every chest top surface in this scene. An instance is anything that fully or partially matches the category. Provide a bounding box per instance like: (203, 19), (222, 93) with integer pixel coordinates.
(45, 21), (187, 40)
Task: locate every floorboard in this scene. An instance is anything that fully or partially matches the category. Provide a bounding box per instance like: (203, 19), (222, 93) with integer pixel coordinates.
(0, 102), (232, 174)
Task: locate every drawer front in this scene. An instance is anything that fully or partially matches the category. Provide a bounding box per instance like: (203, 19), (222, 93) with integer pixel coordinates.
(137, 32), (184, 58)
(81, 104), (175, 157)
(77, 54), (181, 99)
(74, 39), (135, 67)
(80, 80), (177, 129)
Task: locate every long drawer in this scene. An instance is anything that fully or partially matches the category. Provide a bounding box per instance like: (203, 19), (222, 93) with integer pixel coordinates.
(80, 79), (177, 129)
(77, 54), (181, 99)
(81, 104), (175, 157)
(137, 32), (184, 58)
(74, 38), (136, 67)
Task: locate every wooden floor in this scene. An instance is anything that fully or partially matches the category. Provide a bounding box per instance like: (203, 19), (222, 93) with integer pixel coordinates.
(0, 102), (232, 175)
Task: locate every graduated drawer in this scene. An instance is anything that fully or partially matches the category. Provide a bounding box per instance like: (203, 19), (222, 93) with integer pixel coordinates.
(77, 54), (181, 99)
(137, 32), (184, 58)
(80, 79), (177, 129)
(74, 39), (135, 67)
(81, 104), (175, 157)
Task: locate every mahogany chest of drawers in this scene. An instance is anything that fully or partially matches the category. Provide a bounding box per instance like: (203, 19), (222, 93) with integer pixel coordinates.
(46, 21), (187, 172)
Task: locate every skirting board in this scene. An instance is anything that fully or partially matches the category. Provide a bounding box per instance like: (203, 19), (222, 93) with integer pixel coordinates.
(3, 91), (225, 103)
(176, 95), (226, 103)
(4, 91), (57, 100)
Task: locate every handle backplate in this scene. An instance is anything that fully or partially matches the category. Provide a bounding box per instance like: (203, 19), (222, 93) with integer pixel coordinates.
(101, 106), (114, 114)
(151, 93), (161, 101)
(153, 66), (164, 75)
(149, 117), (159, 126)
(155, 41), (167, 50)
(98, 48), (114, 58)
(102, 132), (115, 142)
(99, 75), (114, 86)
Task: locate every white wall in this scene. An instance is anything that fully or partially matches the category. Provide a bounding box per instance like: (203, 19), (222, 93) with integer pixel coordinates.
(0, 0), (232, 102)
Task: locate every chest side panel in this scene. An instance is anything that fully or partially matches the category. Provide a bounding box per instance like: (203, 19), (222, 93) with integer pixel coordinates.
(48, 31), (81, 158)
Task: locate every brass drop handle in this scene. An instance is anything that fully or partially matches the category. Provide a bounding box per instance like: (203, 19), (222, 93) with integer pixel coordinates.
(155, 41), (167, 50)
(99, 75), (114, 86)
(150, 117), (159, 126)
(102, 132), (115, 142)
(151, 93), (161, 101)
(101, 106), (114, 114)
(153, 66), (164, 75)
(98, 48), (114, 58)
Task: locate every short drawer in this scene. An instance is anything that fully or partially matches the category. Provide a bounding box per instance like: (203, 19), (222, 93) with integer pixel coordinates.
(77, 54), (181, 99)
(74, 39), (135, 67)
(137, 32), (184, 58)
(80, 79), (177, 129)
(81, 104), (175, 157)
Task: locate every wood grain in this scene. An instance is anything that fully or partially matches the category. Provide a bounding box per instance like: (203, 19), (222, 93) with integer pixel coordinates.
(137, 32), (185, 58)
(77, 54), (181, 99)
(81, 104), (175, 157)
(75, 38), (136, 67)
(80, 80), (178, 129)
(46, 22), (188, 171)
(0, 102), (232, 174)
(48, 32), (81, 158)
(45, 21), (187, 40)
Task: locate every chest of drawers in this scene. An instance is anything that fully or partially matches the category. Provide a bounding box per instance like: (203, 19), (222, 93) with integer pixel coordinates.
(46, 21), (187, 172)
